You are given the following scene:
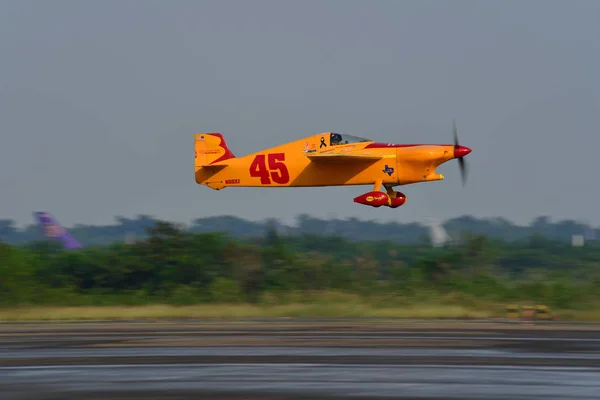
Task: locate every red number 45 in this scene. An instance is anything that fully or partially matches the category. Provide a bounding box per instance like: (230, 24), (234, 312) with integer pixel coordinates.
(249, 153), (290, 184)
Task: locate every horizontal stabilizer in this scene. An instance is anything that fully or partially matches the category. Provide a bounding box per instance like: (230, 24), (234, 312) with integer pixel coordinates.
(198, 163), (228, 169)
(306, 153), (390, 162)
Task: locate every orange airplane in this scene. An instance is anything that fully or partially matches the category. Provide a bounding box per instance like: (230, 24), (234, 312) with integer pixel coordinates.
(194, 123), (471, 208)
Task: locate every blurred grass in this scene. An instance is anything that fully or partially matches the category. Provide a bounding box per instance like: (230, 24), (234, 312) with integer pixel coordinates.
(1, 290), (594, 322)
(0, 303), (491, 322)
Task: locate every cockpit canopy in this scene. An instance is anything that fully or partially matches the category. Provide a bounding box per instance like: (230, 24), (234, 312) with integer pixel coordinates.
(329, 132), (371, 146)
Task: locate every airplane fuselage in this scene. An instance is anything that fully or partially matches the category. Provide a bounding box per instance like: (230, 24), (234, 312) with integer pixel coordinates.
(195, 132), (456, 191)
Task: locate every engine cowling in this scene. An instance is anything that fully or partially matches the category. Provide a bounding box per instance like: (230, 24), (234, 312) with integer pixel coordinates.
(353, 191), (389, 207)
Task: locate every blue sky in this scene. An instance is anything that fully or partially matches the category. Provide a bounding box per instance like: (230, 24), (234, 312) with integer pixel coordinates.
(1, 0), (599, 227)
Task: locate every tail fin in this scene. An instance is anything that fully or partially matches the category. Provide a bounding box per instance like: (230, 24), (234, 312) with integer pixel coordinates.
(33, 212), (83, 250)
(194, 133), (235, 168)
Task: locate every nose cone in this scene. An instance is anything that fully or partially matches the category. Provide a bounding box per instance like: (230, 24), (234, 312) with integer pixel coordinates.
(454, 145), (471, 158)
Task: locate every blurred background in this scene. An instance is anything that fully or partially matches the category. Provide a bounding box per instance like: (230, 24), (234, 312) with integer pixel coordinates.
(1, 212), (599, 318)
(1, 1), (600, 399)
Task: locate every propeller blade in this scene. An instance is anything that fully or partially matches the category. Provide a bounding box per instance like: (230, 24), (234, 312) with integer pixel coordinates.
(458, 156), (468, 186)
(453, 119), (458, 146)
(452, 119), (469, 186)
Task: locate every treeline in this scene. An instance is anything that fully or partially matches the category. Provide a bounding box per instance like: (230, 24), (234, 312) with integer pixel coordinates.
(0, 213), (598, 247)
(1, 221), (600, 310)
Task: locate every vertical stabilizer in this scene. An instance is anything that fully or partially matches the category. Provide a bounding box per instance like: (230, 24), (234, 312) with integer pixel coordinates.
(33, 212), (83, 250)
(195, 133), (235, 167)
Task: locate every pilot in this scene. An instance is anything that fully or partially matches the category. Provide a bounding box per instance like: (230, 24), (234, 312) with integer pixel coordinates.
(330, 133), (342, 145)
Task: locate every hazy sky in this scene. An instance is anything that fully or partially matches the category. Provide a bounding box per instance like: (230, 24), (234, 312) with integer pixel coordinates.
(1, 0), (599, 228)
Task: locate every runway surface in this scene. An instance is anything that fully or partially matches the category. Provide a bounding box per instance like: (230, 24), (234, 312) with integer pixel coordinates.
(1, 319), (600, 399)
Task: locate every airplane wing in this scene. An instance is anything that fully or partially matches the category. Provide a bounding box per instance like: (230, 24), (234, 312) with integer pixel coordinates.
(306, 153), (393, 162)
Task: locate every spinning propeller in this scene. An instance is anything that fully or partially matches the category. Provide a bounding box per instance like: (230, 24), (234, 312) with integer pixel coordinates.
(452, 120), (471, 186)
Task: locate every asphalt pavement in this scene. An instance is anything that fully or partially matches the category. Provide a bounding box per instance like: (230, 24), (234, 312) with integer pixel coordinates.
(1, 319), (599, 399)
